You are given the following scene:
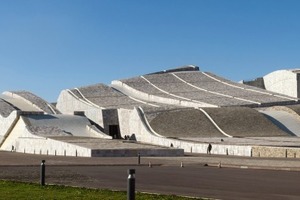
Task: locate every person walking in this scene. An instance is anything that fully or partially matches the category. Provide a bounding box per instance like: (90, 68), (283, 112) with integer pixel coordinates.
(207, 143), (212, 154)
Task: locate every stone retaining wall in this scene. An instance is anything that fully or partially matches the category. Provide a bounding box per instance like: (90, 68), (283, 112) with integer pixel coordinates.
(252, 146), (300, 158)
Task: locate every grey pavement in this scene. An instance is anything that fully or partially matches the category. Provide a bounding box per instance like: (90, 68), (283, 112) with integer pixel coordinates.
(2, 151), (300, 199)
(2, 150), (300, 171)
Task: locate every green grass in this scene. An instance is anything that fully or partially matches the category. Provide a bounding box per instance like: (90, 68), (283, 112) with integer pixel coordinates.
(0, 180), (204, 200)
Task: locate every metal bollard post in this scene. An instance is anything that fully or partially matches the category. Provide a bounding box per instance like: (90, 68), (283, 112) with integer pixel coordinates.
(40, 160), (46, 186)
(127, 169), (135, 200)
(138, 153), (140, 165)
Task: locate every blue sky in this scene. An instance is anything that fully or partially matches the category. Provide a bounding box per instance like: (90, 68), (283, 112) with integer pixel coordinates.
(0, 0), (300, 102)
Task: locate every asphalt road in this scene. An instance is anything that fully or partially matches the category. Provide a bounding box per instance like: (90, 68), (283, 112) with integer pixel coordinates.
(1, 164), (300, 200)
(0, 152), (300, 200)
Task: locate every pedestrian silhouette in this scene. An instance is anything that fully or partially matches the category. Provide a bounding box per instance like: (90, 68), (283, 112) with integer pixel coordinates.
(207, 143), (212, 154)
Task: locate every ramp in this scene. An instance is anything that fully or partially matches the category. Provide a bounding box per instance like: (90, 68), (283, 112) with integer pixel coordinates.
(23, 114), (108, 138)
(0, 94), (40, 112)
(259, 110), (300, 136)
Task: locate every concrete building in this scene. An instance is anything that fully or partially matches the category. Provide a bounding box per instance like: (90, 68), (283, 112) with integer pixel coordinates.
(2, 66), (300, 158)
(243, 69), (300, 98)
(264, 69), (300, 98)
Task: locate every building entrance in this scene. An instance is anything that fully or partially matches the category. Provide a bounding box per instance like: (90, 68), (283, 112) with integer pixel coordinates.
(109, 125), (121, 139)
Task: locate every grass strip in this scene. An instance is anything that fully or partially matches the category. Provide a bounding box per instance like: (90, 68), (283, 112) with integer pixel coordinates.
(0, 180), (204, 200)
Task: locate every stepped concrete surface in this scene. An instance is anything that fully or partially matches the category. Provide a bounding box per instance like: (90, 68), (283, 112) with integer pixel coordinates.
(145, 107), (290, 138)
(73, 83), (153, 109)
(116, 70), (298, 107)
(203, 107), (289, 137)
(145, 108), (223, 138)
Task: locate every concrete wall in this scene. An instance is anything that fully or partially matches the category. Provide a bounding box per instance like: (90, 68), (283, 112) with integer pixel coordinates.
(252, 146), (300, 158)
(118, 107), (252, 156)
(1, 117), (92, 157)
(1, 115), (182, 157)
(57, 90), (105, 128)
(263, 70), (297, 98)
(0, 111), (19, 144)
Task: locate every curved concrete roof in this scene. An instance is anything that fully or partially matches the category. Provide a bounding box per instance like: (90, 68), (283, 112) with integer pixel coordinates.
(71, 83), (159, 109)
(261, 69), (300, 98)
(0, 98), (17, 118)
(266, 69), (300, 74)
(116, 70), (297, 107)
(146, 107), (290, 138)
(14, 91), (60, 114)
(2, 65), (300, 158)
(146, 108), (224, 138)
(2, 91), (60, 114)
(203, 107), (289, 137)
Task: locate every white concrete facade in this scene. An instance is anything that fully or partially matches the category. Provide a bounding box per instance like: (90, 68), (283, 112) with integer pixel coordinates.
(3, 92), (44, 112)
(263, 70), (299, 98)
(0, 117), (92, 157)
(57, 90), (105, 128)
(12, 68), (300, 158)
(0, 111), (19, 144)
(0, 115), (183, 157)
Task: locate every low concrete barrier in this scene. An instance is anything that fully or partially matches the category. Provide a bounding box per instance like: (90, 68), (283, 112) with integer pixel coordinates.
(252, 146), (300, 158)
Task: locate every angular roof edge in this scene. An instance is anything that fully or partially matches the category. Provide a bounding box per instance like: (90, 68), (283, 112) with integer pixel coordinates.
(146, 65), (199, 75)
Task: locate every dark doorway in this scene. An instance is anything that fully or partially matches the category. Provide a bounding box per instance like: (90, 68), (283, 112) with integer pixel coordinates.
(109, 125), (121, 139)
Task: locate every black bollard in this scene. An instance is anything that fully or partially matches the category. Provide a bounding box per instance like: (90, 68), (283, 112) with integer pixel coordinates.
(40, 160), (45, 186)
(127, 169), (135, 200)
(138, 153), (140, 165)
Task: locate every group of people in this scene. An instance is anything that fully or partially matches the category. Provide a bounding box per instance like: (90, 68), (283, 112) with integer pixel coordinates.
(124, 135), (131, 140)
